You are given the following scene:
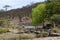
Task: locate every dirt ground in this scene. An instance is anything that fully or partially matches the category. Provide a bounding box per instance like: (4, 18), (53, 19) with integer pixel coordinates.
(0, 32), (60, 40)
(31, 37), (60, 40)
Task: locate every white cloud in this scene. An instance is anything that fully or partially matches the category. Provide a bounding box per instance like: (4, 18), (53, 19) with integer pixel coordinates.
(0, 0), (45, 10)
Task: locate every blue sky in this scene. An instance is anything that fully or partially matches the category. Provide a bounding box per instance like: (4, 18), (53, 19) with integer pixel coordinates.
(0, 0), (45, 10)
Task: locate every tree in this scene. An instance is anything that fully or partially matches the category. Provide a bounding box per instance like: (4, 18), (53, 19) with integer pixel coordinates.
(3, 5), (11, 11)
(32, 0), (60, 27)
(32, 4), (46, 26)
(45, 0), (60, 27)
(45, 0), (60, 15)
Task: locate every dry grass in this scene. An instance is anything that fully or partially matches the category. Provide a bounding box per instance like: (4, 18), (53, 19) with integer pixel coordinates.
(52, 27), (60, 33)
(19, 33), (36, 39)
(0, 33), (36, 40)
(0, 28), (9, 34)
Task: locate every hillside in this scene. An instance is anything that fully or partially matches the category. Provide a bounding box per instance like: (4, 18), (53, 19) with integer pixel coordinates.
(0, 2), (42, 18)
(0, 2), (43, 26)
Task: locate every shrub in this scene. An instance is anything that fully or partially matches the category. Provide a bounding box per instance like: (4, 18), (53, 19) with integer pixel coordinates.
(0, 28), (9, 34)
(36, 32), (49, 37)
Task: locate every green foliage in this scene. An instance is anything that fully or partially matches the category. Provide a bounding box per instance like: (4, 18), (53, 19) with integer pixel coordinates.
(0, 21), (4, 26)
(32, 4), (46, 26)
(46, 1), (60, 15)
(53, 2), (60, 14)
(32, 0), (60, 26)
(52, 14), (60, 18)
(0, 28), (9, 33)
(0, 19), (11, 29)
(46, 1), (60, 24)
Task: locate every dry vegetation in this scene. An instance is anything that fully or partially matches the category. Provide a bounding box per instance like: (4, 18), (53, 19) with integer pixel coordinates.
(0, 33), (36, 40)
